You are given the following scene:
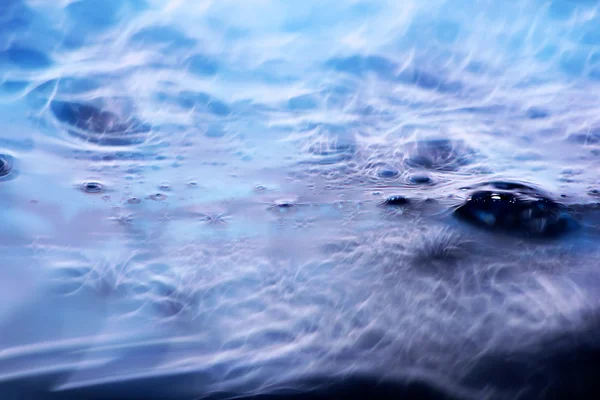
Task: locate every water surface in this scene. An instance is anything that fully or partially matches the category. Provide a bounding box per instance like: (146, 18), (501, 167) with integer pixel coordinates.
(2, 1), (600, 399)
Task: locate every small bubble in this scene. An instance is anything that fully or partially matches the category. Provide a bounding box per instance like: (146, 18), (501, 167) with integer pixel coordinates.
(103, 195), (111, 201)
(276, 202), (294, 208)
(272, 199), (297, 210)
(378, 169), (399, 178)
(82, 181), (103, 194)
(159, 183), (171, 191)
(149, 193), (167, 201)
(254, 185), (267, 192)
(188, 181), (198, 187)
(409, 174), (432, 185)
(31, 199), (38, 204)
(128, 197), (142, 204)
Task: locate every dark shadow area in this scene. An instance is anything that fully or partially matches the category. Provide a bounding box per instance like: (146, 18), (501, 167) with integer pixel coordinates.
(2, 374), (464, 400)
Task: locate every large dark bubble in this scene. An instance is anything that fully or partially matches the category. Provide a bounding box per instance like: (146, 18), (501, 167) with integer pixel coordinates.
(454, 182), (578, 237)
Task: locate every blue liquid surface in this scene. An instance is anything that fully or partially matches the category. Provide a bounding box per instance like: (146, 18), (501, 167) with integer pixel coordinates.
(2, 1), (600, 399)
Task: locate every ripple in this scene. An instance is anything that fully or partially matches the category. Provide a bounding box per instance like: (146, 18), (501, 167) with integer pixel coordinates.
(403, 139), (477, 172)
(301, 124), (357, 165)
(50, 100), (151, 146)
(325, 55), (462, 92)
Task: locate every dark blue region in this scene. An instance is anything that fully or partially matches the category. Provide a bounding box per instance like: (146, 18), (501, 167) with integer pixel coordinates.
(185, 55), (220, 76)
(0, 375), (463, 400)
(0, 0), (34, 33)
(324, 55), (463, 93)
(51, 100), (151, 146)
(5, 360), (600, 400)
(568, 127), (600, 145)
(454, 181), (579, 237)
(461, 318), (600, 400)
(0, 47), (52, 70)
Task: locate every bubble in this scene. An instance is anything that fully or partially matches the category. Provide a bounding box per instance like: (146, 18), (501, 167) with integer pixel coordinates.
(454, 186), (578, 237)
(378, 168), (399, 178)
(274, 200), (295, 208)
(409, 174), (432, 185)
(127, 197), (142, 204)
(149, 193), (167, 201)
(381, 195), (410, 206)
(269, 199), (298, 213)
(82, 181), (103, 194)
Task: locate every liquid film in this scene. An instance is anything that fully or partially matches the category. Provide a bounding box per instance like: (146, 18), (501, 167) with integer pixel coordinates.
(2, 1), (600, 399)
